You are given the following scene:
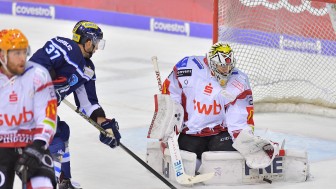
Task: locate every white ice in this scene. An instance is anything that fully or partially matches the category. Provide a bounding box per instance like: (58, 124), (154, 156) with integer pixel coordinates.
(1, 14), (336, 189)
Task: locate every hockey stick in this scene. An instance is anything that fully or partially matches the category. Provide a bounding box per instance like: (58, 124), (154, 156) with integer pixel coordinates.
(21, 166), (27, 189)
(152, 56), (163, 92)
(61, 99), (177, 189)
(150, 56), (214, 185)
(15, 153), (28, 189)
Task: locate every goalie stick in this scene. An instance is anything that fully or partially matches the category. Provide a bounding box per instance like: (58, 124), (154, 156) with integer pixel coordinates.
(150, 56), (214, 185)
(61, 99), (177, 189)
(152, 56), (163, 92)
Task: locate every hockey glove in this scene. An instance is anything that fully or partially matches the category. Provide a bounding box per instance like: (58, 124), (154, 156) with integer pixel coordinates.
(15, 140), (54, 177)
(99, 119), (121, 148)
(53, 76), (70, 105)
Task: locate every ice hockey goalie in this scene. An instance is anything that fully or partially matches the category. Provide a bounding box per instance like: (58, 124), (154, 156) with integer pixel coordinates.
(146, 94), (310, 185)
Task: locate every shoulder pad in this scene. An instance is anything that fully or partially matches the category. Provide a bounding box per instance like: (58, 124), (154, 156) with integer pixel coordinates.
(26, 61), (51, 86)
(175, 56), (205, 70)
(52, 37), (74, 51)
(176, 57), (189, 68)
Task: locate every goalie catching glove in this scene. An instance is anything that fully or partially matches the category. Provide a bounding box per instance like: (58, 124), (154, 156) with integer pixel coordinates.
(232, 129), (280, 169)
(99, 119), (121, 148)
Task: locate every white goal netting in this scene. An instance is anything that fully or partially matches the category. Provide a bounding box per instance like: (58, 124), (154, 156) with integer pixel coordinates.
(214, 0), (336, 117)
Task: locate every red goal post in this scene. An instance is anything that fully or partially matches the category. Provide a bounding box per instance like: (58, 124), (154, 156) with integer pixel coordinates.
(213, 0), (336, 117)
(310, 0), (336, 2)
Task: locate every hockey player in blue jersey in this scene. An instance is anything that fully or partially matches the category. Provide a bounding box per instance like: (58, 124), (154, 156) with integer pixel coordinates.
(29, 20), (121, 189)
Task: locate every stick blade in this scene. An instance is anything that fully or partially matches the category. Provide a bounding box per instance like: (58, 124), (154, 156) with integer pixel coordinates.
(176, 172), (214, 185)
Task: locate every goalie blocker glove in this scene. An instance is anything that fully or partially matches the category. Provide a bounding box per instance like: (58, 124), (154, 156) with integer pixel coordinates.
(99, 119), (121, 148)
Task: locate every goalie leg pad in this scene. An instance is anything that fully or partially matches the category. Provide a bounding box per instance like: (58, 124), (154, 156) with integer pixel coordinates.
(199, 151), (245, 185)
(282, 149), (309, 182)
(199, 149), (309, 185)
(146, 141), (164, 175)
(146, 141), (197, 183)
(163, 148), (197, 183)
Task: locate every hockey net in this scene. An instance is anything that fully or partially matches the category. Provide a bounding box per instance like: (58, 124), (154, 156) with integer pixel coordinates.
(214, 0), (336, 117)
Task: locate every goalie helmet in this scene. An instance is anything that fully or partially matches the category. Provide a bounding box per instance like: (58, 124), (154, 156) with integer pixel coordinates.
(207, 42), (236, 87)
(72, 20), (105, 50)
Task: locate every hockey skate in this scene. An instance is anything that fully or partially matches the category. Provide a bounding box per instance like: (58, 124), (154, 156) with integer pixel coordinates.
(58, 179), (82, 189)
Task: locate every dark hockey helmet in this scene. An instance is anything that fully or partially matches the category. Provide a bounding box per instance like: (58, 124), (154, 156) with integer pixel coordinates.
(72, 20), (105, 50)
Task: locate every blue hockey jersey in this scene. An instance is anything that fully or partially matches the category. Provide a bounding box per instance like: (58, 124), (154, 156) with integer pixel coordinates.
(30, 37), (102, 117)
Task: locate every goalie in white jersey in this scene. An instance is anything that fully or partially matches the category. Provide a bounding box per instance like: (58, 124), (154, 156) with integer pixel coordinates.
(0, 29), (57, 188)
(161, 42), (254, 160)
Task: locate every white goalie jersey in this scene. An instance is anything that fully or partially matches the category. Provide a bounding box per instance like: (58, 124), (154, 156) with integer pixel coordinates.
(0, 61), (57, 148)
(161, 56), (254, 138)
(147, 55), (310, 185)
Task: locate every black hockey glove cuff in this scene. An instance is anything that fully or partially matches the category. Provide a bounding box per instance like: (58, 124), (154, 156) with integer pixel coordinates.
(15, 140), (56, 188)
(15, 140), (53, 174)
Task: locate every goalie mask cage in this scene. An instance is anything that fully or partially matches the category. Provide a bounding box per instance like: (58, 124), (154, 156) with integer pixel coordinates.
(213, 0), (336, 117)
